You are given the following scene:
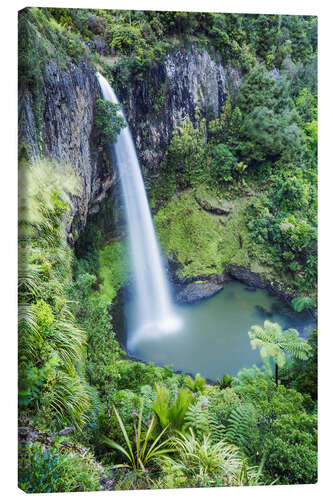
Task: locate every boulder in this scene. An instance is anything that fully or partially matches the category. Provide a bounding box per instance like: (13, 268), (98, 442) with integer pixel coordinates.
(176, 281), (224, 304)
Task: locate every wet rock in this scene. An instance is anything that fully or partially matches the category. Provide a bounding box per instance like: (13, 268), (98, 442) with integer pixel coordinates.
(227, 264), (296, 304)
(176, 281), (224, 304)
(171, 269), (228, 286)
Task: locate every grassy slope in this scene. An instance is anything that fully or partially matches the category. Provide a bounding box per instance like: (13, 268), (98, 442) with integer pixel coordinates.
(153, 184), (292, 286)
(97, 183), (294, 295)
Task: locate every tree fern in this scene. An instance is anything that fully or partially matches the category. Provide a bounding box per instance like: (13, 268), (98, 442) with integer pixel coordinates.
(248, 320), (311, 385)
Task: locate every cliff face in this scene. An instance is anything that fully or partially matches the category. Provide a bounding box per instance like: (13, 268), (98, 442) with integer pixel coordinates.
(18, 45), (242, 238)
(115, 45), (242, 183)
(18, 59), (114, 240)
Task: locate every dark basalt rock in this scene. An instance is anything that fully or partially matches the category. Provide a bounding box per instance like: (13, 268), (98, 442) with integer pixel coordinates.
(175, 281), (224, 304)
(227, 264), (296, 304)
(114, 45), (242, 181)
(19, 59), (115, 241)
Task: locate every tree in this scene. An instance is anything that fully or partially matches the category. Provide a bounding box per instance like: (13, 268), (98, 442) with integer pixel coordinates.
(165, 113), (207, 188)
(94, 99), (126, 146)
(211, 143), (237, 184)
(235, 64), (304, 167)
(248, 320), (311, 386)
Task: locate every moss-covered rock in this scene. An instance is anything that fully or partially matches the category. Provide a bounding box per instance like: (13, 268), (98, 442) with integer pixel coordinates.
(153, 185), (300, 298)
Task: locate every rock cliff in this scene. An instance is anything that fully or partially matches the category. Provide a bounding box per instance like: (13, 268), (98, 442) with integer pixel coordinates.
(18, 45), (242, 238)
(114, 45), (242, 182)
(18, 59), (114, 240)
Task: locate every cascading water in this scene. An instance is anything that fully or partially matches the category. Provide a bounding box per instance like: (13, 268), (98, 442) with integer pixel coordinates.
(96, 73), (181, 350)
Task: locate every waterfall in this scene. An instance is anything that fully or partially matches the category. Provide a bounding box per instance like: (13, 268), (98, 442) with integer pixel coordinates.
(96, 73), (181, 350)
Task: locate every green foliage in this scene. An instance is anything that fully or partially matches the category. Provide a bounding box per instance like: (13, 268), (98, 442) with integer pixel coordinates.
(291, 296), (314, 313)
(223, 403), (258, 456)
(67, 272), (122, 397)
(164, 113), (207, 189)
(184, 373), (207, 394)
(211, 143), (237, 183)
(157, 429), (261, 488)
(116, 361), (180, 393)
(152, 385), (194, 433)
(288, 331), (317, 401)
(98, 240), (130, 301)
(154, 188), (249, 277)
(263, 413), (317, 484)
(18, 158), (90, 429)
(234, 64), (304, 166)
(216, 374), (234, 389)
(18, 441), (100, 493)
(231, 365), (317, 484)
(95, 98), (126, 146)
(184, 396), (209, 437)
(104, 400), (172, 472)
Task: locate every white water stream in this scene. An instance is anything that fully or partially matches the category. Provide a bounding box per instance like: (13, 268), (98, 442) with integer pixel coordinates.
(96, 73), (181, 350)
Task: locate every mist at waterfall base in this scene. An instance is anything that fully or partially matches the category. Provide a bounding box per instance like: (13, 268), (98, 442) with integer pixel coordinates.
(96, 73), (182, 349)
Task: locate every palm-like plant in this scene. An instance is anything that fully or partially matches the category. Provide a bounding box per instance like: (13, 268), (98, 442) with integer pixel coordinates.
(104, 399), (173, 473)
(152, 384), (194, 432)
(248, 320), (311, 386)
(185, 373), (207, 394)
(216, 374), (234, 390)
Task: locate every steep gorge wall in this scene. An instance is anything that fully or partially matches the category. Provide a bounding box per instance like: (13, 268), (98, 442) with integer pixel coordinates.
(115, 45), (242, 184)
(18, 59), (114, 240)
(18, 45), (242, 239)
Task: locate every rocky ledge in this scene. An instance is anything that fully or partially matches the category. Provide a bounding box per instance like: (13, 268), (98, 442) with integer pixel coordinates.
(175, 281), (224, 304)
(227, 264), (296, 304)
(170, 262), (297, 306)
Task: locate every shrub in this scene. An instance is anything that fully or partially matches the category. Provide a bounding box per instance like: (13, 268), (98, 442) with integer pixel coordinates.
(211, 143), (237, 183)
(18, 441), (101, 493)
(157, 429), (262, 488)
(95, 99), (126, 146)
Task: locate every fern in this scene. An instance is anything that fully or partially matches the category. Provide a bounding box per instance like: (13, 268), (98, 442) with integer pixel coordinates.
(185, 373), (207, 394)
(207, 410), (226, 444)
(184, 396), (209, 436)
(224, 403), (257, 456)
(291, 296), (314, 312)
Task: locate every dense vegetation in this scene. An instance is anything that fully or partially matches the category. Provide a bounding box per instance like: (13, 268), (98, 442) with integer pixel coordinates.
(18, 7), (317, 493)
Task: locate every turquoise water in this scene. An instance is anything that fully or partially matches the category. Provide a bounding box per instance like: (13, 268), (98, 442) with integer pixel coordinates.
(126, 281), (315, 380)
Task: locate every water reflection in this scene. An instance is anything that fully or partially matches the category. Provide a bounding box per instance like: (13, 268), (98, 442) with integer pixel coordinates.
(126, 281), (315, 380)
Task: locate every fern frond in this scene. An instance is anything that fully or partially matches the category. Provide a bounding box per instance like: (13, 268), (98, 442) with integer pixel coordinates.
(225, 403), (257, 456)
(184, 396), (209, 436)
